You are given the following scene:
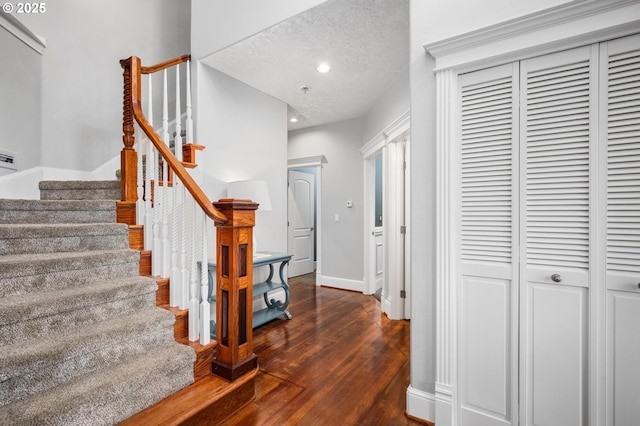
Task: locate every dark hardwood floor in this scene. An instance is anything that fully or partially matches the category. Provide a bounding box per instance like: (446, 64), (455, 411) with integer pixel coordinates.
(221, 273), (422, 426)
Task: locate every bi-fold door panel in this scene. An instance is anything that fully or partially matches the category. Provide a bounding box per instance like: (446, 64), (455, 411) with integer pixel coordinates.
(459, 63), (519, 426)
(602, 33), (640, 426)
(456, 33), (640, 426)
(520, 45), (596, 426)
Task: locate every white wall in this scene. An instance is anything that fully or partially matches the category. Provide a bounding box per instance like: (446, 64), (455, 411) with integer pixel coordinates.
(0, 19), (42, 174)
(17, 0), (190, 172)
(288, 118), (365, 284)
(408, 0), (437, 413)
(423, 0), (571, 44)
(191, 0), (328, 59)
(362, 66), (410, 143)
(197, 65), (288, 254)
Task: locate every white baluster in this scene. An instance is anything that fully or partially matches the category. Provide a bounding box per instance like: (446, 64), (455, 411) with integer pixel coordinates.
(135, 127), (145, 226)
(149, 75), (162, 276)
(152, 153), (161, 276)
(175, 63), (183, 162)
(179, 187), (189, 310)
(200, 212), (210, 345)
(186, 60), (193, 144)
(161, 70), (170, 279)
(145, 144), (154, 251)
(170, 177), (180, 307)
(170, 63), (183, 306)
(145, 74), (154, 251)
(189, 198), (200, 341)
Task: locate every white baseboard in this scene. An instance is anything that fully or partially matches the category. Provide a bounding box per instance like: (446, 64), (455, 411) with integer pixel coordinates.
(382, 294), (392, 316)
(317, 274), (364, 292)
(406, 386), (436, 424)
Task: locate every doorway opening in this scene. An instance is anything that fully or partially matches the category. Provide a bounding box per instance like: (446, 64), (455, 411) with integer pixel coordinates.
(287, 155), (326, 282)
(361, 112), (410, 320)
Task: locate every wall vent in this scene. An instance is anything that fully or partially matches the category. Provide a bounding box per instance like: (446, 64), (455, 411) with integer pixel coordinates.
(0, 149), (17, 171)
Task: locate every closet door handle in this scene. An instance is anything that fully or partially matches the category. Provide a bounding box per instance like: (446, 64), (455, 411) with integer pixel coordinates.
(551, 274), (562, 283)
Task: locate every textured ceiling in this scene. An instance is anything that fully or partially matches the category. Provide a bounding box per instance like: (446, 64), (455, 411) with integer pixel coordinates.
(200, 0), (409, 130)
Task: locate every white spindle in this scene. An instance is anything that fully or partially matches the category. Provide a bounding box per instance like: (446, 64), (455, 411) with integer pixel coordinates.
(161, 70), (171, 278)
(145, 74), (154, 251)
(135, 128), (145, 226)
(199, 212), (210, 345)
(179, 187), (189, 310)
(144, 144), (154, 251)
(189, 198), (200, 341)
(170, 181), (180, 307)
(170, 64), (184, 306)
(175, 63), (183, 162)
(186, 60), (193, 144)
(149, 75), (162, 276)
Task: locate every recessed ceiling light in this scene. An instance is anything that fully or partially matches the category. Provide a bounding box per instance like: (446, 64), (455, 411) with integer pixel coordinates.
(315, 63), (332, 73)
(289, 117), (298, 123)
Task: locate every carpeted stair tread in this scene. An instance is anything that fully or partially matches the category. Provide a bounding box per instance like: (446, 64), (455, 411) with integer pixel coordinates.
(0, 275), (158, 346)
(0, 223), (129, 255)
(0, 178), (199, 422)
(0, 307), (175, 388)
(0, 199), (116, 224)
(0, 342), (195, 426)
(0, 249), (140, 297)
(39, 180), (120, 190)
(39, 180), (120, 201)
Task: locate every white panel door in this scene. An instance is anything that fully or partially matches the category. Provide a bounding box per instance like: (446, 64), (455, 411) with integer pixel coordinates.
(288, 170), (315, 277)
(602, 33), (640, 426)
(458, 62), (519, 426)
(519, 45), (596, 426)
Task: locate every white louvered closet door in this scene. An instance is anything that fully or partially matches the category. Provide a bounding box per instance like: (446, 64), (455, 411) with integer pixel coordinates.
(519, 46), (597, 426)
(602, 33), (640, 426)
(458, 63), (519, 426)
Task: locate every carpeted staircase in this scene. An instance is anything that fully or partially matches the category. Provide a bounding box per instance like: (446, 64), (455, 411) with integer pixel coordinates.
(0, 180), (196, 425)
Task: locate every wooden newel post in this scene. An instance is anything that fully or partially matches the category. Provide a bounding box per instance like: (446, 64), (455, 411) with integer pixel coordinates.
(212, 198), (259, 381)
(119, 56), (140, 204)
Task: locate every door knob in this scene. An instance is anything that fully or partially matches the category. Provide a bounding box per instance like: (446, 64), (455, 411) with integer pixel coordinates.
(551, 274), (562, 283)
(637, 282), (640, 289)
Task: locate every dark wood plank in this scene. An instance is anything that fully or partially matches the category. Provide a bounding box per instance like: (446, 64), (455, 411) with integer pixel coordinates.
(221, 273), (422, 426)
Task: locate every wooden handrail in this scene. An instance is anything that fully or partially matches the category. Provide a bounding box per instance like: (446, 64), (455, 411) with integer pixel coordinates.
(141, 54), (191, 74)
(120, 56), (227, 224)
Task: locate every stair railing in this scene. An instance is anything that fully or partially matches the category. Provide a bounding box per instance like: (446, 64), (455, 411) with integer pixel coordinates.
(120, 55), (258, 381)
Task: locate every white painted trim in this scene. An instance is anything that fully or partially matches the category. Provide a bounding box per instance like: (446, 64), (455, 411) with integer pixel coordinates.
(287, 160), (324, 283)
(287, 155), (327, 169)
(317, 274), (364, 293)
(424, 0), (640, 73)
(435, 69), (458, 425)
(363, 154), (380, 295)
(360, 110), (410, 157)
(435, 390), (453, 426)
(0, 13), (46, 54)
(406, 386), (436, 423)
(381, 293), (391, 315)
(361, 112), (410, 319)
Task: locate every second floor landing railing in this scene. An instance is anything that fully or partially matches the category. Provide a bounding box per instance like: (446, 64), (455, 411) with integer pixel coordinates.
(120, 55), (258, 381)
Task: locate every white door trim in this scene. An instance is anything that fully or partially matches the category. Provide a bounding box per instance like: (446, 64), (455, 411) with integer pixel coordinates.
(288, 156), (326, 285)
(361, 111), (410, 319)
